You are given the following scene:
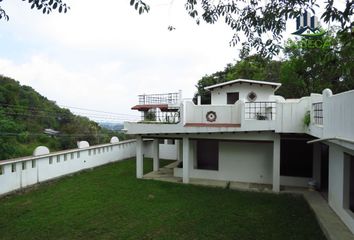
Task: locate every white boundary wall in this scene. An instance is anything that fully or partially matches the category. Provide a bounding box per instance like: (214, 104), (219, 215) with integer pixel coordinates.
(143, 139), (178, 160)
(0, 140), (137, 195)
(0, 140), (176, 196)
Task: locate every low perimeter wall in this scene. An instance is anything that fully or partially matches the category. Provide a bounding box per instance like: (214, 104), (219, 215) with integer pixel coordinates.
(0, 139), (177, 196)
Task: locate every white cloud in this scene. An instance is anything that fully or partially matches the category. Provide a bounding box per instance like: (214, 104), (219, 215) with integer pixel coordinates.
(0, 0), (238, 122)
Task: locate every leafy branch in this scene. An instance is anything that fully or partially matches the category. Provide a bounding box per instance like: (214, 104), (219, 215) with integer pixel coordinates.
(0, 0), (69, 21)
(130, 0), (353, 57)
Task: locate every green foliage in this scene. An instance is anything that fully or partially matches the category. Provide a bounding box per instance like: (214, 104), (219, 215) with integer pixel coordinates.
(0, 0), (69, 21)
(144, 110), (156, 121)
(0, 159), (326, 240)
(304, 111), (311, 127)
(278, 29), (354, 97)
(132, 0), (353, 57)
(195, 30), (353, 101)
(0, 75), (127, 160)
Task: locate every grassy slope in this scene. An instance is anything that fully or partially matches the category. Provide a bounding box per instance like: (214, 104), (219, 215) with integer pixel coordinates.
(0, 159), (325, 240)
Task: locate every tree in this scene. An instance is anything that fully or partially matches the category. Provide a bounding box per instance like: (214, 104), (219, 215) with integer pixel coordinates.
(130, 0), (353, 57)
(0, 75), (125, 160)
(1, 1), (352, 57)
(278, 29), (354, 97)
(0, 0), (69, 21)
(194, 29), (353, 102)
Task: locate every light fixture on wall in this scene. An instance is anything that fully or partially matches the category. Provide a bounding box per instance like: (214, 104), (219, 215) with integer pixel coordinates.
(247, 92), (257, 102)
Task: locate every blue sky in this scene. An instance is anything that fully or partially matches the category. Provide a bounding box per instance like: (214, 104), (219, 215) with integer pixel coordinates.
(0, 0), (345, 122)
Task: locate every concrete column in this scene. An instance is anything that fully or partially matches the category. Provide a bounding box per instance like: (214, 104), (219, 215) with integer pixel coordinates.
(273, 134), (281, 192)
(197, 95), (201, 105)
(153, 139), (159, 171)
(182, 136), (190, 183)
(136, 136), (143, 178)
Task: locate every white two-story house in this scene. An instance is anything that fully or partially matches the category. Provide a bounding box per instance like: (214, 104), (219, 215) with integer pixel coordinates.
(124, 78), (354, 234)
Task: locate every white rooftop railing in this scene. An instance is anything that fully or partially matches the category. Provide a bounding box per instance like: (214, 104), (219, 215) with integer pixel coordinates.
(138, 91), (182, 105)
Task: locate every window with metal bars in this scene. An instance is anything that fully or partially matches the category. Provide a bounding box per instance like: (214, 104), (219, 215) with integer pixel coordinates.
(244, 102), (276, 120)
(313, 102), (323, 125)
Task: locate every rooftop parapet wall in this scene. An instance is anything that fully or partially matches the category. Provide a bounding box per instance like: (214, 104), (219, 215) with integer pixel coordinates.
(183, 101), (241, 126)
(124, 88), (354, 137)
(322, 89), (354, 141)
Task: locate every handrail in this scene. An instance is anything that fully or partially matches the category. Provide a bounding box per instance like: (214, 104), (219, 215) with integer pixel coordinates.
(139, 92), (180, 105)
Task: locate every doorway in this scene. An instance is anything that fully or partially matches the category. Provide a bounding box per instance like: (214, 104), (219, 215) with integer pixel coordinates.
(196, 140), (219, 170)
(320, 144), (329, 199)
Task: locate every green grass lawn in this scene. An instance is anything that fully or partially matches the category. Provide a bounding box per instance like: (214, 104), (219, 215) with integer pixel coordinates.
(0, 158), (325, 240)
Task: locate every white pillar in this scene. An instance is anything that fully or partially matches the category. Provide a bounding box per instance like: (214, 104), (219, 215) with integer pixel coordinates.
(153, 139), (159, 171)
(136, 136), (143, 178)
(273, 134), (281, 192)
(197, 95), (201, 105)
(183, 136), (190, 183)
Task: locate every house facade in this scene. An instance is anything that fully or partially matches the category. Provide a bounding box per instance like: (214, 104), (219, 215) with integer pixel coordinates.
(124, 79), (354, 234)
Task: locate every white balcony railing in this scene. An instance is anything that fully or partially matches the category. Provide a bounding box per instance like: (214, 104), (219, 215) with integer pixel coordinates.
(138, 92), (181, 105)
(244, 101), (277, 120)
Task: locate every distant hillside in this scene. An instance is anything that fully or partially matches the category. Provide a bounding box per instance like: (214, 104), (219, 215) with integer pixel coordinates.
(98, 122), (124, 131)
(0, 75), (128, 160)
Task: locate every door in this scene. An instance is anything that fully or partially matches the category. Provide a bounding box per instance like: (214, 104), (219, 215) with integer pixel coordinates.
(349, 155), (354, 212)
(227, 92), (239, 104)
(320, 144), (329, 198)
(197, 140), (219, 170)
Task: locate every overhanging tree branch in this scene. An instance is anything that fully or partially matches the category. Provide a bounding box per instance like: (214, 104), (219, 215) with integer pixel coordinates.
(0, 0), (69, 21)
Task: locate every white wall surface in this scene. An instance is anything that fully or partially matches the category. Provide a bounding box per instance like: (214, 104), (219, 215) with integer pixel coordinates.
(217, 141), (273, 183)
(277, 97), (310, 133)
(328, 143), (354, 234)
(172, 133), (310, 187)
(143, 140), (178, 160)
(176, 138), (274, 184)
(210, 83), (275, 105)
(323, 90), (354, 141)
(184, 101), (241, 124)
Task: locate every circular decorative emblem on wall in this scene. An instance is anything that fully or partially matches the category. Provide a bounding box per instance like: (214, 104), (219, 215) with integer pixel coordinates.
(247, 91), (257, 102)
(206, 111), (217, 122)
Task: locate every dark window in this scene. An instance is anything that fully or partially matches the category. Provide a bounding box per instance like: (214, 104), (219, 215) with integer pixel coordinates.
(350, 155), (354, 213)
(227, 92), (239, 104)
(158, 139), (164, 144)
(196, 140), (219, 170)
(167, 139), (175, 145)
(280, 139), (313, 177)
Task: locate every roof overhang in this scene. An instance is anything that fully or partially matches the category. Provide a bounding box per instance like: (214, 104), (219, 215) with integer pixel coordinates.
(307, 137), (354, 144)
(204, 79), (281, 91)
(131, 104), (169, 111)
